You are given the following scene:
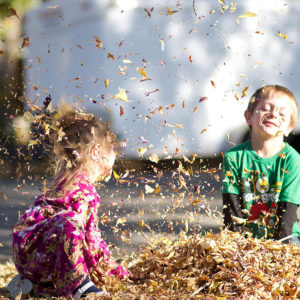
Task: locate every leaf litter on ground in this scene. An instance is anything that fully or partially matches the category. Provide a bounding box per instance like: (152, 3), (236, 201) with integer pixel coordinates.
(0, 230), (299, 299)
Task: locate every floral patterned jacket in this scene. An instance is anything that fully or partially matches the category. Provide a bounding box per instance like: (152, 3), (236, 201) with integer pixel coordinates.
(12, 172), (128, 296)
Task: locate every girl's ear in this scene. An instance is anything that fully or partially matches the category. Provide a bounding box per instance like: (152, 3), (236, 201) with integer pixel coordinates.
(91, 144), (101, 161)
(244, 110), (252, 127)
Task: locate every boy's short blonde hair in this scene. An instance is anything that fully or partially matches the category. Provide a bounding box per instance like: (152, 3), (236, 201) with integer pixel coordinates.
(247, 85), (298, 129)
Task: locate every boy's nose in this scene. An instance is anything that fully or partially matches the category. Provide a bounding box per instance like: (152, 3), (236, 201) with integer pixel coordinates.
(269, 108), (279, 117)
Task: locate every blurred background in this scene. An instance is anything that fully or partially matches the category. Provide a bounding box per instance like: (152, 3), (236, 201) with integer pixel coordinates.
(1, 0), (300, 262)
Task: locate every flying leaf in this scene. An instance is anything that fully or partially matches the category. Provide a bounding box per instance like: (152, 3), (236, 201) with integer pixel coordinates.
(276, 32), (287, 40)
(93, 35), (102, 48)
(160, 39), (164, 51)
(149, 153), (159, 163)
(137, 67), (147, 79)
(238, 12), (258, 18)
(104, 79), (109, 88)
(21, 37), (31, 48)
(241, 85), (249, 98)
(145, 184), (154, 194)
(113, 88), (132, 102)
(123, 59), (133, 64)
(107, 52), (114, 60)
(120, 106), (124, 116)
(113, 170), (120, 179)
(8, 6), (19, 19)
(166, 7), (178, 15)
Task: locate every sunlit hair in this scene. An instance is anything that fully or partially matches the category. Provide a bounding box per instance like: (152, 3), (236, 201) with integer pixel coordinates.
(47, 103), (119, 194)
(247, 84), (298, 129)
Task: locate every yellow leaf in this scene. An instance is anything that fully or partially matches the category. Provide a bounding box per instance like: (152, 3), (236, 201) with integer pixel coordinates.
(166, 6), (178, 15)
(104, 79), (109, 88)
(137, 67), (147, 79)
(116, 217), (127, 226)
(93, 35), (102, 48)
(238, 12), (258, 18)
(276, 32), (287, 40)
(122, 59), (132, 63)
(145, 184), (154, 194)
(160, 39), (164, 51)
(77, 96), (84, 103)
(23, 112), (35, 122)
(149, 153), (159, 163)
(28, 139), (38, 147)
(241, 85), (249, 98)
(112, 88), (132, 102)
(154, 186), (161, 194)
(113, 170), (120, 179)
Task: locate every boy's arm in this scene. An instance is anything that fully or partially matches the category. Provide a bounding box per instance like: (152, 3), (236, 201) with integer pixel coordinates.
(276, 202), (300, 241)
(223, 193), (244, 233)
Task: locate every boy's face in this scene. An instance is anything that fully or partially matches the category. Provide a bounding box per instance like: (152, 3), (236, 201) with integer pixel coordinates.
(245, 92), (293, 138)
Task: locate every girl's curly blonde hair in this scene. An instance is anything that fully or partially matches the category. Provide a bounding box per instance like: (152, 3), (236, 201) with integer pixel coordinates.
(48, 103), (119, 193)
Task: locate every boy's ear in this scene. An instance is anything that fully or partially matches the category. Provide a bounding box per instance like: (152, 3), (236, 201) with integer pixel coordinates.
(244, 110), (252, 126)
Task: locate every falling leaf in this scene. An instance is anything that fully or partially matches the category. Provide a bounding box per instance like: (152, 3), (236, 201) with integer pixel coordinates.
(164, 122), (184, 128)
(144, 8), (154, 17)
(76, 44), (83, 49)
(1, 192), (8, 201)
(166, 6), (178, 15)
(276, 32), (287, 40)
(104, 79), (109, 88)
(123, 59), (133, 64)
(113, 88), (132, 102)
(201, 129), (207, 134)
(120, 106), (124, 116)
(154, 186), (161, 194)
(193, 106), (198, 113)
(230, 3), (236, 13)
(8, 6), (19, 19)
(137, 67), (147, 79)
(189, 55), (193, 63)
(238, 12), (258, 18)
(116, 217), (126, 226)
(21, 37), (31, 48)
(145, 88), (160, 96)
(210, 80), (216, 88)
(107, 52), (115, 60)
(160, 39), (164, 51)
(93, 35), (102, 48)
(199, 97), (208, 102)
(149, 153), (159, 163)
(113, 170), (120, 179)
(145, 184), (154, 194)
(241, 85), (249, 98)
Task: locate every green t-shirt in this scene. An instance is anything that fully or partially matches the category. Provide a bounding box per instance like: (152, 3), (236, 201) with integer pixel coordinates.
(222, 140), (300, 239)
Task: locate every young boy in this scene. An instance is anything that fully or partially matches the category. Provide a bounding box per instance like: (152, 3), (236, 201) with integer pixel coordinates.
(222, 85), (300, 244)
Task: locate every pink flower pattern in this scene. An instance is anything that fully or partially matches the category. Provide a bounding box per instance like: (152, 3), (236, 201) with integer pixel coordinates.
(12, 172), (128, 296)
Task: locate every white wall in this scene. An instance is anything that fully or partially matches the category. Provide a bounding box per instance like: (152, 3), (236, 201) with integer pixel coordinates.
(23, 0), (300, 158)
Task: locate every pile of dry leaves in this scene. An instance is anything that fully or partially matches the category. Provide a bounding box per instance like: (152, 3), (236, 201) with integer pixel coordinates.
(0, 230), (299, 299)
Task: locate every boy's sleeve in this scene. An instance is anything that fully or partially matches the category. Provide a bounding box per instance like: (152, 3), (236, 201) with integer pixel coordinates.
(279, 154), (300, 206)
(222, 153), (240, 195)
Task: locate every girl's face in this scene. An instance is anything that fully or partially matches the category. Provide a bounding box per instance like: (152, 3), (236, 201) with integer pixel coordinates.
(91, 142), (116, 182)
(245, 92), (293, 138)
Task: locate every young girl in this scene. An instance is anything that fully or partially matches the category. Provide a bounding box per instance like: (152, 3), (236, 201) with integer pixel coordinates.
(10, 105), (128, 298)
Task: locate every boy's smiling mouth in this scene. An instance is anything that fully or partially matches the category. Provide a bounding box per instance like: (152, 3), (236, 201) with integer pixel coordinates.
(262, 116), (279, 128)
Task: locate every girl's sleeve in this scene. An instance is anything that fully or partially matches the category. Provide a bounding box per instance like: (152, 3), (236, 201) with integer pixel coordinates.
(81, 186), (129, 278)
